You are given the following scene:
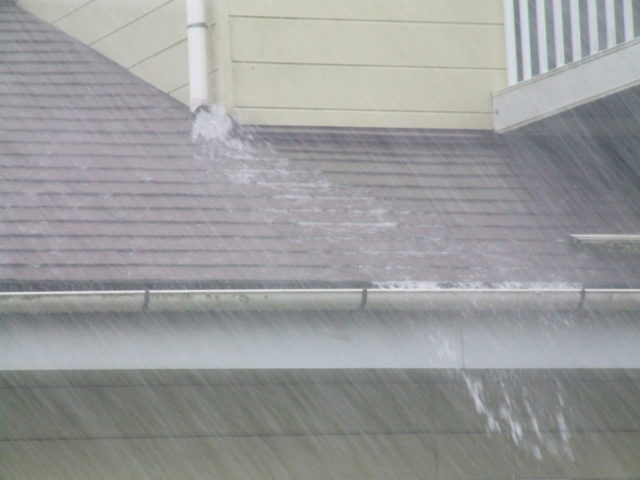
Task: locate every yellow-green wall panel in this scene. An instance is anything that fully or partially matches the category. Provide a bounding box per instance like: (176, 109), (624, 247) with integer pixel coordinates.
(130, 39), (189, 93)
(231, 18), (505, 69)
(16, 0), (90, 23)
(233, 64), (504, 112)
(229, 0), (503, 24)
(91, 0), (186, 68)
(52, 0), (169, 46)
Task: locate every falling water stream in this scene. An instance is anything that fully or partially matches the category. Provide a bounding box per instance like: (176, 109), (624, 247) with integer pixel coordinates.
(190, 106), (581, 462)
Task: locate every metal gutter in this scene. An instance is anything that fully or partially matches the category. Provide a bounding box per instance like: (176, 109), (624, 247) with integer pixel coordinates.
(0, 291), (145, 314)
(1, 288), (640, 314)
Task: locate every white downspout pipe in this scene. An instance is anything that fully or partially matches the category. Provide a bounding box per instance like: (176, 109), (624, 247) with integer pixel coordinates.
(186, 0), (209, 112)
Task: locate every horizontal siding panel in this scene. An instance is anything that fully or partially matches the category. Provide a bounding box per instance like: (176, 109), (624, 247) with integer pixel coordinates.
(1, 383), (438, 440)
(231, 18), (505, 68)
(51, 0), (169, 45)
(169, 82), (190, 105)
(233, 64), (504, 112)
(229, 0), (503, 24)
(16, 0), (91, 23)
(91, 0), (186, 68)
(130, 39), (189, 92)
(439, 432), (640, 479)
(236, 107), (494, 129)
(0, 435), (437, 480)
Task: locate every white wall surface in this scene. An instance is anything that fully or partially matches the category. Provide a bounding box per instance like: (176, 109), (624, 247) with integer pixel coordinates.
(2, 310), (639, 370)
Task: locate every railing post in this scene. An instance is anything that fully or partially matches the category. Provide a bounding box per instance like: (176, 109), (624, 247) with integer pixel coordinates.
(570, 0), (582, 61)
(553, 0), (565, 68)
(519, 0), (532, 80)
(503, 0), (518, 85)
(536, 0), (548, 74)
(587, 0), (598, 54)
(623, 0), (634, 42)
(605, 0), (616, 48)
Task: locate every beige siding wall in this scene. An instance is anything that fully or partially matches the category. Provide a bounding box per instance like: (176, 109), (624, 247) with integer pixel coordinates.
(3, 371), (640, 479)
(16, 0), (199, 103)
(18, 0), (507, 129)
(224, 0), (506, 129)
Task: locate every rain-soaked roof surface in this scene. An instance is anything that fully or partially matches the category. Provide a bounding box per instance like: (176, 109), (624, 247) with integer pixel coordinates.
(2, 3), (640, 290)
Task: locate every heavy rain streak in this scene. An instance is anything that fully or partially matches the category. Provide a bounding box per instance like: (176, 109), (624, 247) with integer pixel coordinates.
(1, 0), (639, 478)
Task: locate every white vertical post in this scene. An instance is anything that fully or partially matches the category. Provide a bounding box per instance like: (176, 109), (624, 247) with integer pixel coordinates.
(520, 0), (532, 80)
(605, 0), (616, 48)
(503, 0), (518, 85)
(570, 0), (582, 61)
(186, 0), (209, 112)
(623, 0), (634, 42)
(536, 0), (548, 74)
(553, 0), (565, 67)
(587, 0), (598, 54)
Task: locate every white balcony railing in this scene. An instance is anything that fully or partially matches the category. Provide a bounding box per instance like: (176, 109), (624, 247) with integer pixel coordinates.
(503, 0), (638, 85)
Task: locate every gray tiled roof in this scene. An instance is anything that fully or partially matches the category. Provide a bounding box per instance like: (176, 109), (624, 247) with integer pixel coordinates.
(1, 3), (639, 289)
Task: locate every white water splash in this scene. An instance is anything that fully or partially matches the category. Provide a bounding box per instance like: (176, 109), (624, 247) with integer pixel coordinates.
(192, 105), (254, 159)
(462, 372), (574, 461)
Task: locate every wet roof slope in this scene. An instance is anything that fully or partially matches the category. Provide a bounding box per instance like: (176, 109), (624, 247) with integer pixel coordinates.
(1, 3), (639, 289)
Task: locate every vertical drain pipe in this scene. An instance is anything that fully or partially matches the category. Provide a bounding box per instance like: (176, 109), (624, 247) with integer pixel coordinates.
(186, 0), (209, 112)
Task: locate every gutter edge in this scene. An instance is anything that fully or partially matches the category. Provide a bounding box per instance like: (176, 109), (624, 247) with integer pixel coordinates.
(1, 288), (639, 314)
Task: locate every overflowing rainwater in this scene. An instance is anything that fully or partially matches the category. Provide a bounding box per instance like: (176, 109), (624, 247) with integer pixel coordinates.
(462, 371), (574, 461)
(1, 0), (640, 477)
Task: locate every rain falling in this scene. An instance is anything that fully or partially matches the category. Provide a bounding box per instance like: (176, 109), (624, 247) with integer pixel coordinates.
(1, 0), (639, 478)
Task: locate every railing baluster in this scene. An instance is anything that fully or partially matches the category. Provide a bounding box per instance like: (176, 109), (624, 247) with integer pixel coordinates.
(623, 0), (634, 42)
(570, 0), (581, 61)
(536, 0), (548, 74)
(520, 0), (532, 80)
(605, 0), (616, 48)
(503, 0), (518, 85)
(553, 0), (565, 68)
(506, 0), (636, 87)
(587, 0), (598, 54)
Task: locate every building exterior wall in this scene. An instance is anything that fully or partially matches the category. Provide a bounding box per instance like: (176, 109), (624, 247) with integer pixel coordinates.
(3, 370), (640, 479)
(17, 0), (506, 129)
